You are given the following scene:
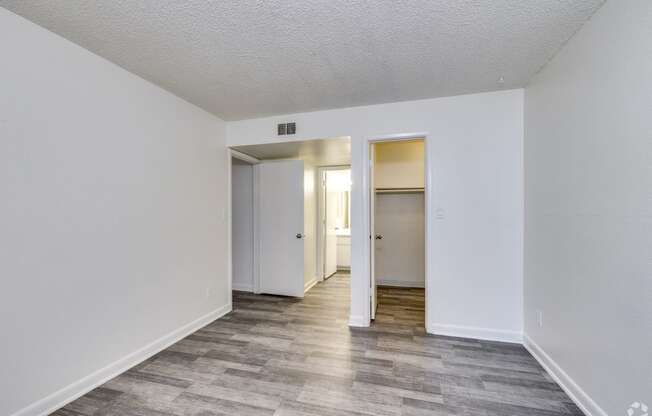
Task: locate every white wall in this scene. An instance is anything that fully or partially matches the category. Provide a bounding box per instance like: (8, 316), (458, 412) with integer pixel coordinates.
(524, 1), (652, 415)
(231, 160), (254, 292)
(227, 88), (524, 340)
(375, 193), (425, 288)
(0, 9), (229, 416)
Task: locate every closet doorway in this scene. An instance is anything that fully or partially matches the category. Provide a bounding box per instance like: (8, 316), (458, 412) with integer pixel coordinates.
(369, 138), (426, 327)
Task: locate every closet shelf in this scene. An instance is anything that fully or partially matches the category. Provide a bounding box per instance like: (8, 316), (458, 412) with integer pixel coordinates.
(375, 187), (424, 194)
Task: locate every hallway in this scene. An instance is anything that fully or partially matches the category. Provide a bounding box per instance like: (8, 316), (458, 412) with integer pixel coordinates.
(54, 273), (581, 416)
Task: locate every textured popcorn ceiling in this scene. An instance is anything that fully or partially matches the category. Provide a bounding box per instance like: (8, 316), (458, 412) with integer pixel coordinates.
(1, 1), (604, 120)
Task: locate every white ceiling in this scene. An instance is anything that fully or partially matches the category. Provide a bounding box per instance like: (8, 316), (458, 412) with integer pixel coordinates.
(232, 137), (351, 166)
(1, 1), (604, 120)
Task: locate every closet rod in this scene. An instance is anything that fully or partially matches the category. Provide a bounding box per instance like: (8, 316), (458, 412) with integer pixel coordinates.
(375, 187), (424, 194)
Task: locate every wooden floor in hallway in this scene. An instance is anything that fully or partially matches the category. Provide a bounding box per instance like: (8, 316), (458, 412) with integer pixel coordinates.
(53, 272), (582, 416)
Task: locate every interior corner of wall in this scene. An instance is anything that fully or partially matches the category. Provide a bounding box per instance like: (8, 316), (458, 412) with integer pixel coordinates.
(523, 334), (608, 416)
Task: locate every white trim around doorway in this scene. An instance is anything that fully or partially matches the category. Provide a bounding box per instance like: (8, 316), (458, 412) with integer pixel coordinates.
(360, 132), (432, 331)
(227, 148), (261, 303)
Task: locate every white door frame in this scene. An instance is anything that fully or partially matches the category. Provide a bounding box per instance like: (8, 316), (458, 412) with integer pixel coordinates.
(361, 132), (432, 330)
(316, 165), (351, 281)
(227, 149), (261, 307)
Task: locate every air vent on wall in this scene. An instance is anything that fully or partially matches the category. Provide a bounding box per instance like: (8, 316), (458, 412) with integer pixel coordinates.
(277, 122), (296, 135)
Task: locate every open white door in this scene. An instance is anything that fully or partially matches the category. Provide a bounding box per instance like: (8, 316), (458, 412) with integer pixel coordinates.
(324, 172), (338, 278)
(369, 144), (378, 320)
(258, 160), (305, 297)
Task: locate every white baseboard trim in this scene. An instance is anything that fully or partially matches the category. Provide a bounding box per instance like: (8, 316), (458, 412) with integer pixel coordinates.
(11, 303), (232, 416)
(524, 335), (606, 416)
(429, 322), (523, 343)
(348, 314), (369, 327)
(232, 282), (253, 292)
(376, 279), (425, 288)
(304, 277), (318, 293)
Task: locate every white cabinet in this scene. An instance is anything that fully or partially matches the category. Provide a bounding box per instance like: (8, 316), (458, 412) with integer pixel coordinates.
(336, 233), (351, 269)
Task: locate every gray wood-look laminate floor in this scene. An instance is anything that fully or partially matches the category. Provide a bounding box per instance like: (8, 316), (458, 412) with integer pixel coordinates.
(52, 273), (582, 416)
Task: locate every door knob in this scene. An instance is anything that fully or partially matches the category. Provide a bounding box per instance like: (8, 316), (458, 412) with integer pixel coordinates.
(375, 234), (383, 240)
(296, 233), (305, 239)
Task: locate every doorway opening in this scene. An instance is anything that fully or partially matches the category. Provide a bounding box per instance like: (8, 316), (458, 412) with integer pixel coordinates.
(369, 138), (426, 328)
(230, 152), (258, 295)
(228, 137), (352, 308)
(317, 167), (351, 282)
